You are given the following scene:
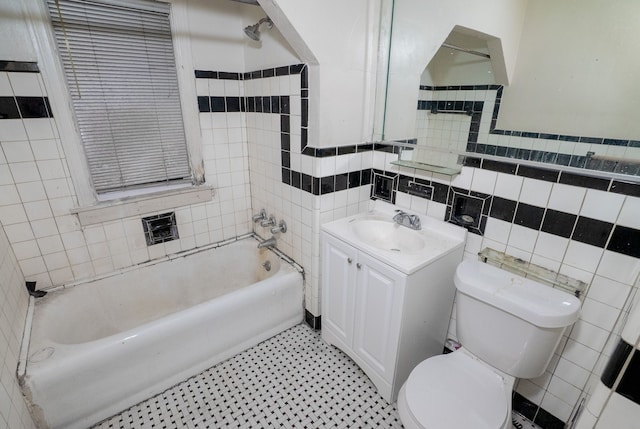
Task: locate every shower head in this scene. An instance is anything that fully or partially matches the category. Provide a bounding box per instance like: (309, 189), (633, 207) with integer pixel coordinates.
(244, 17), (273, 41)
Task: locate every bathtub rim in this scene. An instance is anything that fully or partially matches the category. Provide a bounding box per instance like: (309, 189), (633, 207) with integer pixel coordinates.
(17, 232), (304, 381)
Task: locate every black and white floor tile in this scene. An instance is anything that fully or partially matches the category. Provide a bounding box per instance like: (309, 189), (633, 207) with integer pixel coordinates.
(93, 324), (403, 428)
(93, 324), (540, 429)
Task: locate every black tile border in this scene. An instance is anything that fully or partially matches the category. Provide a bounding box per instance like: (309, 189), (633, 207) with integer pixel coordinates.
(512, 392), (565, 429)
(465, 156), (640, 198)
(391, 169), (640, 258)
(419, 85), (640, 177)
(304, 309), (321, 330)
(192, 66), (640, 259)
(0, 61), (40, 73)
(0, 95), (53, 119)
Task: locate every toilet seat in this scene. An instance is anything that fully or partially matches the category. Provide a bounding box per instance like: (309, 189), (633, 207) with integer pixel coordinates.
(400, 350), (511, 429)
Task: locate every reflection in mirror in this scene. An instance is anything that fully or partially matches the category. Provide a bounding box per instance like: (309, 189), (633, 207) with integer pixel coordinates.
(392, 28), (493, 175)
(381, 1), (640, 179)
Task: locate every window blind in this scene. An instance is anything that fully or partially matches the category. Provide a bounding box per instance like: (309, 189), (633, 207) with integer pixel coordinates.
(47, 0), (191, 193)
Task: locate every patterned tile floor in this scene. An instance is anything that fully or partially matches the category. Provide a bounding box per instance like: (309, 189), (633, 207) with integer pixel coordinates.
(93, 323), (538, 429)
(93, 324), (403, 428)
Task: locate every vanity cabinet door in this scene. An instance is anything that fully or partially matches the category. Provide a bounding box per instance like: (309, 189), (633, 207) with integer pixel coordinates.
(322, 234), (358, 347)
(352, 252), (405, 384)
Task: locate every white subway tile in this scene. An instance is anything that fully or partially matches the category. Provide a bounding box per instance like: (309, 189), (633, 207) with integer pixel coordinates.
(580, 298), (620, 332)
(1, 141), (33, 163)
(540, 391), (573, 422)
(7, 72), (42, 96)
(617, 196), (640, 229)
(37, 235), (64, 255)
(569, 320), (610, 352)
(483, 217), (511, 244)
(596, 250), (640, 285)
(547, 375), (582, 408)
(493, 172), (522, 200)
(562, 339), (600, 370)
(0, 185), (20, 206)
(533, 232), (569, 263)
(0, 120), (27, 141)
(8, 161), (40, 183)
(0, 165), (12, 186)
(16, 181), (47, 203)
(49, 267), (74, 285)
(12, 240), (41, 260)
(507, 224), (538, 253)
(3, 223), (34, 243)
(548, 183), (586, 214)
(23, 118), (55, 140)
(61, 231), (86, 250)
(580, 189), (624, 223)
(0, 72), (11, 96)
(469, 168), (497, 195)
(555, 357), (590, 390)
(0, 204), (28, 225)
(519, 178), (552, 207)
(43, 251), (69, 271)
(587, 275), (631, 309)
(36, 159), (66, 180)
(30, 218), (59, 238)
(18, 256), (47, 276)
(562, 241), (603, 273)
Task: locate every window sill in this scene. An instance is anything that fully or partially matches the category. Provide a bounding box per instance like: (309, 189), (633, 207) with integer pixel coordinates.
(72, 185), (215, 226)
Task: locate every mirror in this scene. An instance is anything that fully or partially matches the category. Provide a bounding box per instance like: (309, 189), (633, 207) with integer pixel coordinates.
(379, 0), (640, 179)
(391, 28), (494, 175)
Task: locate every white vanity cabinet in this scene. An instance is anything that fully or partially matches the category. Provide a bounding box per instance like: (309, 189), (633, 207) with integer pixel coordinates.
(322, 234), (406, 389)
(320, 203), (466, 403)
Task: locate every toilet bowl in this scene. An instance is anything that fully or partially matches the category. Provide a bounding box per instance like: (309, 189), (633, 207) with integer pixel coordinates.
(397, 260), (581, 429)
(397, 348), (514, 429)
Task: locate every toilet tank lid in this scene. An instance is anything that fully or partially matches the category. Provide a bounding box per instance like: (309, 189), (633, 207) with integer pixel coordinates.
(454, 260), (581, 328)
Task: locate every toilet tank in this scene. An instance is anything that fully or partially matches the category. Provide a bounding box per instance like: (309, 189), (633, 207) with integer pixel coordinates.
(454, 260), (581, 378)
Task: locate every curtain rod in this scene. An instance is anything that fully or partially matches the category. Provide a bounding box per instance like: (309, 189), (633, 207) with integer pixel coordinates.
(442, 43), (491, 59)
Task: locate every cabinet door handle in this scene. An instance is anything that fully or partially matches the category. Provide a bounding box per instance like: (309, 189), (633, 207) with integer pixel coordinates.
(356, 263), (362, 269)
(347, 257), (353, 264)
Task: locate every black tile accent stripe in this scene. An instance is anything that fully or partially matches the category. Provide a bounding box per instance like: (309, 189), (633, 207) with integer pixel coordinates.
(0, 61), (40, 73)
(193, 67), (640, 259)
(514, 203), (545, 230)
(0, 96), (53, 119)
(572, 217), (614, 248)
(512, 392), (566, 429)
(601, 338), (640, 407)
(391, 169), (639, 257)
(465, 156), (640, 198)
(541, 210), (576, 238)
(419, 85), (640, 177)
(607, 225), (640, 259)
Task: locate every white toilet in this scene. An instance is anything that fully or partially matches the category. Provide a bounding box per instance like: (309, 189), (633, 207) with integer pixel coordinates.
(398, 260), (581, 429)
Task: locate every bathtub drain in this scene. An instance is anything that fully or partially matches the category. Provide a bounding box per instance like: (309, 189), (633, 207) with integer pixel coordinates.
(262, 261), (271, 271)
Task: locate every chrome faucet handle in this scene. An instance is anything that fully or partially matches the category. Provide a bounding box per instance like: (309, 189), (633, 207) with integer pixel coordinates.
(252, 208), (267, 223)
(260, 215), (276, 227)
(270, 220), (287, 234)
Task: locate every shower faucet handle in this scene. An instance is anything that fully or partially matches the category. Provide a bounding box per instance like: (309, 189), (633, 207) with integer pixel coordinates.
(252, 209), (267, 223)
(270, 220), (287, 234)
(260, 215), (276, 227)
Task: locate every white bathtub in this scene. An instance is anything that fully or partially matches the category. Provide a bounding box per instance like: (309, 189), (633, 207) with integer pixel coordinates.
(20, 235), (304, 429)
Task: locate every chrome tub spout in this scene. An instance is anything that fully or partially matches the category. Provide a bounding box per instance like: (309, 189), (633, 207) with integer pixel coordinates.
(257, 237), (277, 249)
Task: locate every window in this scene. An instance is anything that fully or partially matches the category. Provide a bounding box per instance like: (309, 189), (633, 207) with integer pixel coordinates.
(47, 0), (191, 194)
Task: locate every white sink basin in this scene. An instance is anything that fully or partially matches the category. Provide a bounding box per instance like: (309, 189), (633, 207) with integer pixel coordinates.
(350, 218), (426, 253)
(322, 202), (467, 274)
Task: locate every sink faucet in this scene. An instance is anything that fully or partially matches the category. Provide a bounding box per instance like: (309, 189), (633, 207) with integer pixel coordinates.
(257, 236), (277, 249)
(393, 210), (422, 230)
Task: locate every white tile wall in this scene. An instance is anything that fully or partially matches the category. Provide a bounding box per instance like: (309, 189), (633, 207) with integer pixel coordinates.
(0, 70), (252, 290)
(392, 163), (640, 423)
(0, 224), (36, 428)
